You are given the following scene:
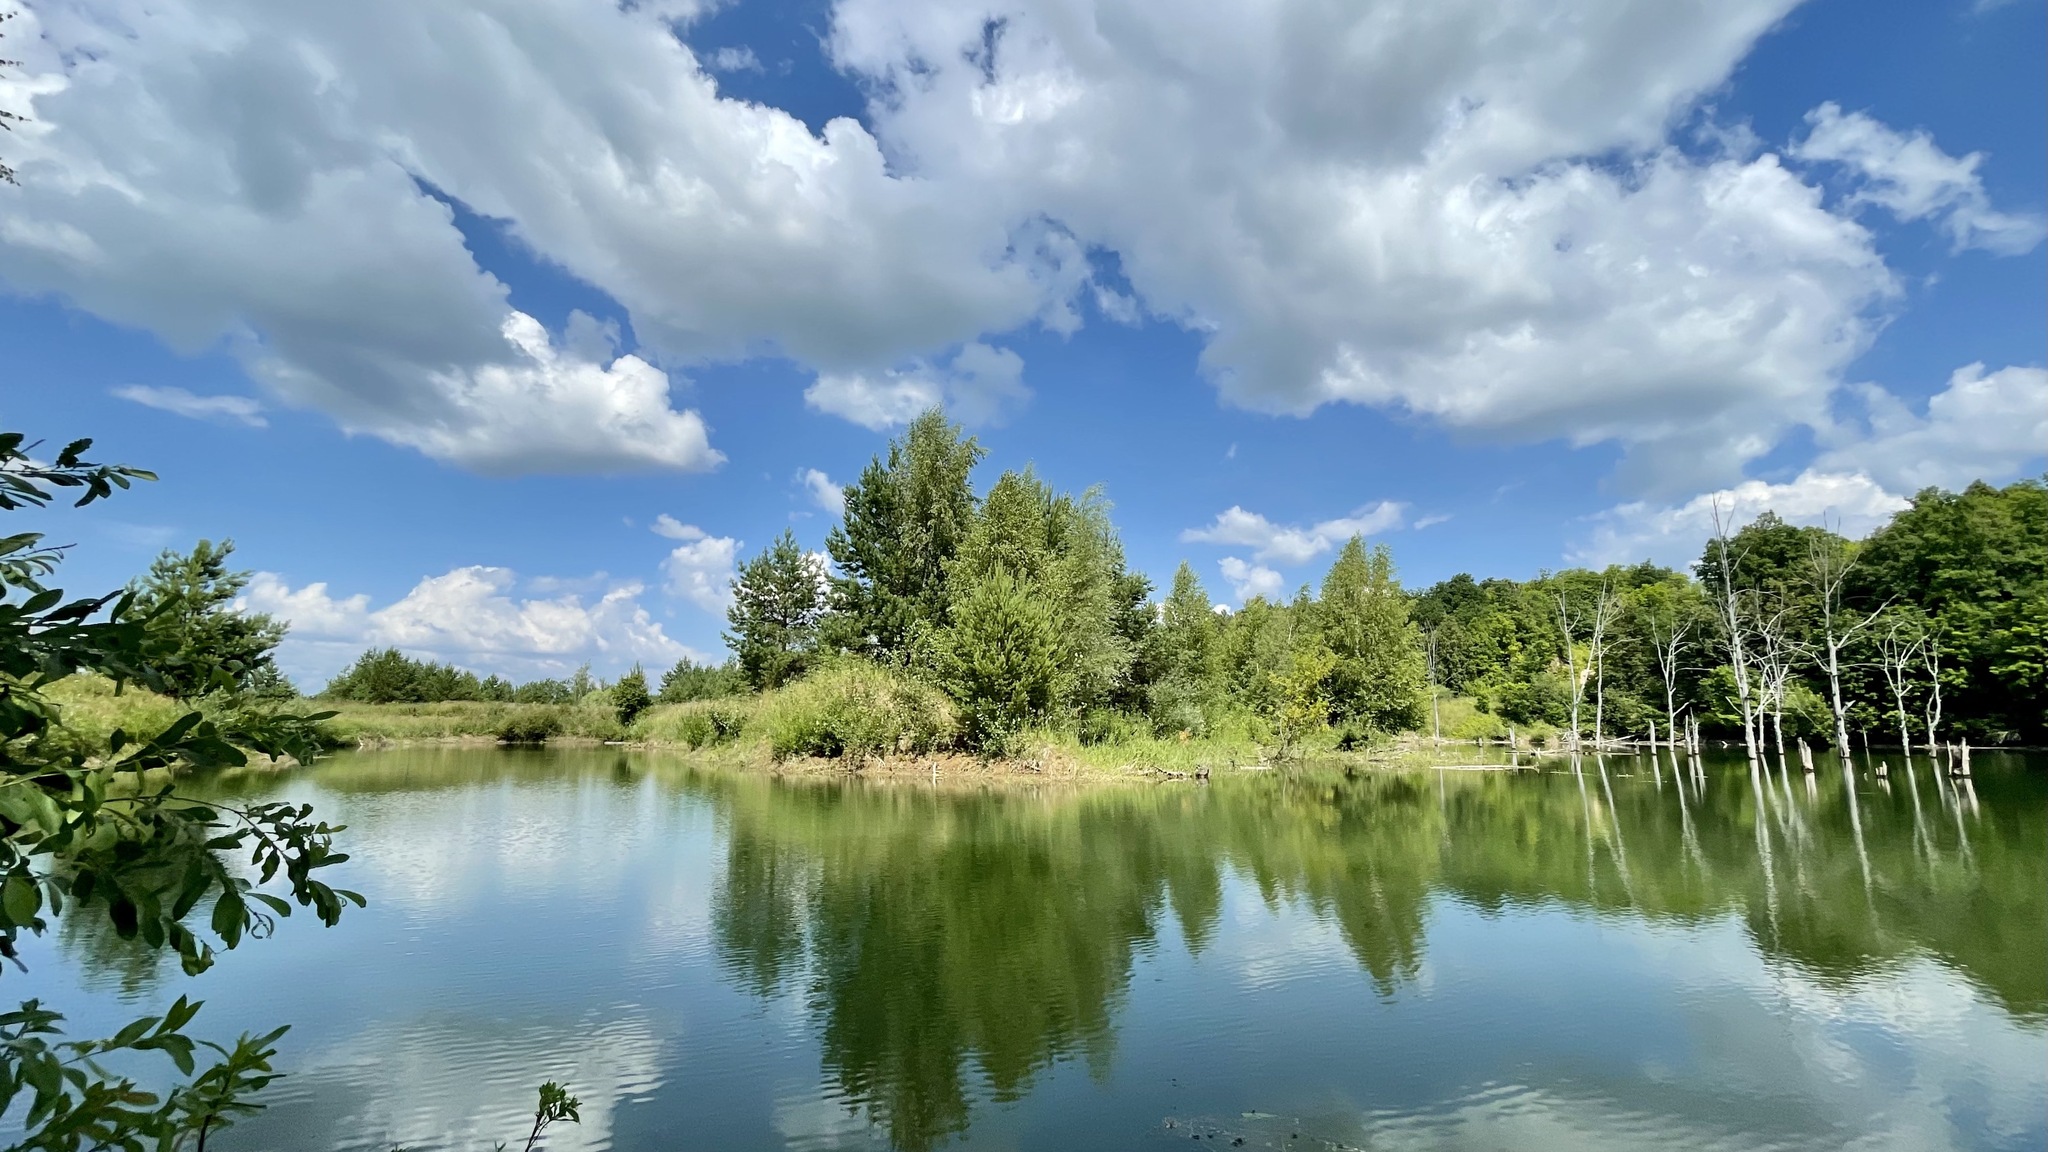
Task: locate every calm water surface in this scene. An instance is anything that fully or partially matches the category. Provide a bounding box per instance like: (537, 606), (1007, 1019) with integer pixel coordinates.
(17, 748), (2046, 1151)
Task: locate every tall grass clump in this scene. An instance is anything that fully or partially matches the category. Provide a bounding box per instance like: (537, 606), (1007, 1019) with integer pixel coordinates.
(756, 661), (956, 764)
(633, 698), (754, 749)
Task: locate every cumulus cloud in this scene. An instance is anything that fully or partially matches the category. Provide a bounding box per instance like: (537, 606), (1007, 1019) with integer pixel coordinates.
(1182, 502), (1407, 566)
(662, 534), (740, 614)
(1817, 363), (2048, 493)
(805, 342), (1029, 429)
(1575, 359), (2047, 566)
(704, 46), (762, 73)
(1218, 557), (1285, 604)
(3, 0), (2038, 492)
(238, 568), (697, 684)
(651, 514), (706, 541)
(113, 385), (267, 427)
(1573, 471), (1909, 568)
(0, 0), (1044, 472)
(1793, 103), (2047, 255)
(798, 468), (846, 515)
(348, 312), (723, 473)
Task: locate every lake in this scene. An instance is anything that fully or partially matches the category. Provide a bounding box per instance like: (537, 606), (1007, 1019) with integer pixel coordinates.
(13, 747), (2045, 1151)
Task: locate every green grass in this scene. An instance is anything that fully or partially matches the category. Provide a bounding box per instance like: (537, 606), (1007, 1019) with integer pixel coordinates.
(316, 699), (626, 743)
(41, 674), (1561, 774)
(42, 675), (191, 756)
(630, 698), (758, 749)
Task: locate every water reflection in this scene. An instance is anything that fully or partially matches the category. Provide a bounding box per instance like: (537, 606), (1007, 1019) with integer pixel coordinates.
(25, 748), (2046, 1152)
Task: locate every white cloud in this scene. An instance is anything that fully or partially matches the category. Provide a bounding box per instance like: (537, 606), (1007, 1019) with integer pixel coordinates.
(805, 342), (1029, 430)
(662, 534), (740, 614)
(705, 46), (761, 73)
(113, 385), (267, 427)
(1182, 501), (1407, 566)
(238, 567), (698, 684)
(333, 311), (723, 473)
(1792, 103), (2047, 256)
(798, 468), (846, 516)
(1817, 363), (2048, 493)
(1218, 557), (1284, 604)
(240, 572), (371, 635)
(827, 0), (1926, 492)
(651, 514), (706, 541)
(1573, 472), (1909, 567)
(0, 0), (1042, 472)
(1413, 513), (1452, 530)
(1575, 359), (2048, 566)
(2, 0), (2038, 493)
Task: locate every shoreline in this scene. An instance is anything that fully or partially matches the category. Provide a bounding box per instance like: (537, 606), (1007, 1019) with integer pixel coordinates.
(320, 735), (1551, 781)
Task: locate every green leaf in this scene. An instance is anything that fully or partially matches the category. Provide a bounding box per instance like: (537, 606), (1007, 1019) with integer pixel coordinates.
(2, 874), (41, 926)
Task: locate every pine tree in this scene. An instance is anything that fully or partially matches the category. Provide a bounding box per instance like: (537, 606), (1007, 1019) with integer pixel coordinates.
(727, 530), (826, 690)
(1317, 537), (1426, 731)
(824, 409), (984, 659)
(612, 665), (652, 726)
(1147, 563), (1220, 733)
(129, 539), (286, 698)
(929, 564), (1063, 750)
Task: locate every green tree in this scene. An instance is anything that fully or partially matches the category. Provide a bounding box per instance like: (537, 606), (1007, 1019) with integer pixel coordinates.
(129, 540), (286, 699)
(1316, 538), (1426, 732)
(1147, 563), (1220, 734)
(927, 565), (1063, 750)
(1853, 479), (2047, 742)
(825, 410), (984, 660)
(944, 470), (1139, 717)
(1268, 641), (1338, 758)
(657, 656), (742, 703)
(0, 432), (359, 1148)
(612, 664), (652, 726)
(726, 530), (825, 691)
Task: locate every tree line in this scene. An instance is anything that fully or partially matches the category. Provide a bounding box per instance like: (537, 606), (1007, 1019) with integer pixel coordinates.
(120, 409), (2040, 754)
(721, 410), (2043, 753)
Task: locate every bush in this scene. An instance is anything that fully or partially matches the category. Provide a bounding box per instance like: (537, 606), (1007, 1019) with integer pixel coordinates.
(612, 666), (652, 726)
(496, 707), (563, 744)
(757, 661), (956, 763)
(634, 699), (753, 749)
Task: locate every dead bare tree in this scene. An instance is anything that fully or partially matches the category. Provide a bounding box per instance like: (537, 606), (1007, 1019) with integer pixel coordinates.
(1554, 577), (1614, 750)
(1875, 613), (1923, 756)
(1707, 499), (1762, 768)
(1753, 599), (1800, 769)
(1640, 588), (1696, 757)
(1919, 631), (1944, 749)
(1591, 579), (1616, 747)
(1805, 531), (1884, 760)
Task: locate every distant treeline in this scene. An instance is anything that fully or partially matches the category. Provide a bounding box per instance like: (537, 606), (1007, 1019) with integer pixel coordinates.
(306, 409), (2042, 751)
(320, 648), (743, 707)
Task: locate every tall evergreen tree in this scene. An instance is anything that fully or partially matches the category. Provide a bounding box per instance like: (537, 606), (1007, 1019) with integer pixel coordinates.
(1147, 563), (1220, 733)
(129, 539), (285, 699)
(928, 564), (1063, 749)
(825, 409), (984, 660)
(1317, 537), (1426, 731)
(727, 530), (826, 690)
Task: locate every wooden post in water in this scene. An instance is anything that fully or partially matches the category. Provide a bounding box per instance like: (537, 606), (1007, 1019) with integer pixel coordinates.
(1797, 739), (1814, 774)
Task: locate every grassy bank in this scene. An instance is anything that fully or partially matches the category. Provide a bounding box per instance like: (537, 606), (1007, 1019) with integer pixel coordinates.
(45, 670), (1559, 777)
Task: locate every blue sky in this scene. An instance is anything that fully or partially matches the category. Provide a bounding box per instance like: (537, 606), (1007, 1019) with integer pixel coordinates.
(2, 0), (2042, 686)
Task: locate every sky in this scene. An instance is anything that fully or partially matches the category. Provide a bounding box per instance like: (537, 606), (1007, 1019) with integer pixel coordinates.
(2, 0), (2043, 687)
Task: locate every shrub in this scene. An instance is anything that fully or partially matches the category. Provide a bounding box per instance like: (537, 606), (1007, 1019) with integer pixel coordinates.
(757, 661), (956, 764)
(634, 699), (752, 749)
(612, 666), (652, 726)
(497, 707), (563, 745)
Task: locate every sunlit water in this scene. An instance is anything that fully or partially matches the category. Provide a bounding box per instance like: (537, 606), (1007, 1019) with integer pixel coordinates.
(11, 747), (2044, 1151)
